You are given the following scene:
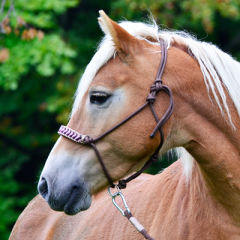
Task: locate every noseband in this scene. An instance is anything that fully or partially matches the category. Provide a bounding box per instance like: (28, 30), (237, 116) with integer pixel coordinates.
(58, 39), (174, 189)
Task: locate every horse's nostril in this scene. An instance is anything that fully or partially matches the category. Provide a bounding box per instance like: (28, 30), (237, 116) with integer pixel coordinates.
(38, 177), (48, 198)
(69, 184), (80, 201)
(72, 185), (78, 190)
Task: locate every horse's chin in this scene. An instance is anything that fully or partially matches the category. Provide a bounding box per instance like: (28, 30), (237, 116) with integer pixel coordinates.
(47, 192), (92, 216)
(63, 193), (92, 215)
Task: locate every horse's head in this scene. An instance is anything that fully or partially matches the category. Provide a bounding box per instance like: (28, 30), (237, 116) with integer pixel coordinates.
(37, 11), (194, 215)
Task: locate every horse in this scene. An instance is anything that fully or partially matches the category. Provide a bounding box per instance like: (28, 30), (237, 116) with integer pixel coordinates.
(10, 10), (240, 239)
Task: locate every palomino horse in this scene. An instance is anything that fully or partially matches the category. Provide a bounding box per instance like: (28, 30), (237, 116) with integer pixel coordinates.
(10, 10), (240, 239)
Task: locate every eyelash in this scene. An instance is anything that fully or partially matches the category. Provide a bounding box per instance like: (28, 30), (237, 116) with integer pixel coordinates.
(90, 93), (111, 105)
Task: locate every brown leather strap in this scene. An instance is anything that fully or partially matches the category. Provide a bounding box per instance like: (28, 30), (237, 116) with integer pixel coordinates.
(89, 143), (115, 188)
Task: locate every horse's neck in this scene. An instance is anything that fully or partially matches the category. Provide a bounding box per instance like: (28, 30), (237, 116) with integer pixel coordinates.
(171, 86), (240, 224)
(190, 125), (240, 224)
(159, 47), (240, 224)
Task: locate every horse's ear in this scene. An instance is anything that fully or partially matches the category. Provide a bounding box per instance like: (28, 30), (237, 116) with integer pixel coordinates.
(98, 10), (140, 59)
(98, 17), (109, 35)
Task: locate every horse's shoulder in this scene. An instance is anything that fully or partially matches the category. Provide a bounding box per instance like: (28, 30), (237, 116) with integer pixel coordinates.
(20, 194), (50, 219)
(9, 194), (58, 240)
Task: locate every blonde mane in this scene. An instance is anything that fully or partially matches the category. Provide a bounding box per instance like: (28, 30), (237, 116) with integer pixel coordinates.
(72, 19), (240, 179)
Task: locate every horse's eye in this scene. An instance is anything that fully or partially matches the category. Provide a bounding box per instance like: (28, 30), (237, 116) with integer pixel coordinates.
(90, 93), (110, 105)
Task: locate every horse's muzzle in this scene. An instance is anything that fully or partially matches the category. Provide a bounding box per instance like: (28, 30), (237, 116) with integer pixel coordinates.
(38, 175), (92, 215)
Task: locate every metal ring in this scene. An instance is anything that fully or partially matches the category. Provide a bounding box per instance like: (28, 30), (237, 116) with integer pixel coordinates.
(107, 185), (121, 197)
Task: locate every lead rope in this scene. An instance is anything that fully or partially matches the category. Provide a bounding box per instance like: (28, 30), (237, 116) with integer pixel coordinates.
(108, 186), (155, 240)
(58, 39), (173, 240)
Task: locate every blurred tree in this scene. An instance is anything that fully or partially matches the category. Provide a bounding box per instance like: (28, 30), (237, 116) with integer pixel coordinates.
(0, 0), (79, 239)
(111, 0), (240, 58)
(1, 0), (240, 239)
(111, 0), (240, 32)
(0, 0), (78, 90)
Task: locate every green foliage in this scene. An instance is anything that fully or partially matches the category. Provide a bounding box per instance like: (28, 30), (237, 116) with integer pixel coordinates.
(0, 34), (77, 90)
(111, 0), (240, 32)
(15, 0), (79, 13)
(0, 149), (30, 240)
(1, 0), (240, 239)
(0, 0), (80, 238)
(0, 0), (79, 90)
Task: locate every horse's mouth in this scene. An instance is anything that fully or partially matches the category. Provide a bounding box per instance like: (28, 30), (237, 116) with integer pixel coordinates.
(46, 190), (92, 215)
(63, 191), (92, 215)
(38, 176), (92, 215)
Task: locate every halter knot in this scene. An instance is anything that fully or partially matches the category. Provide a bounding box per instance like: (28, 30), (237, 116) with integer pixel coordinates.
(117, 179), (127, 189)
(150, 154), (158, 162)
(83, 136), (94, 145)
(146, 93), (156, 103)
(150, 79), (162, 93)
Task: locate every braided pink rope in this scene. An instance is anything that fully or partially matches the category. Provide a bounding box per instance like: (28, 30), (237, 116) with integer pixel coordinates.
(58, 125), (86, 144)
